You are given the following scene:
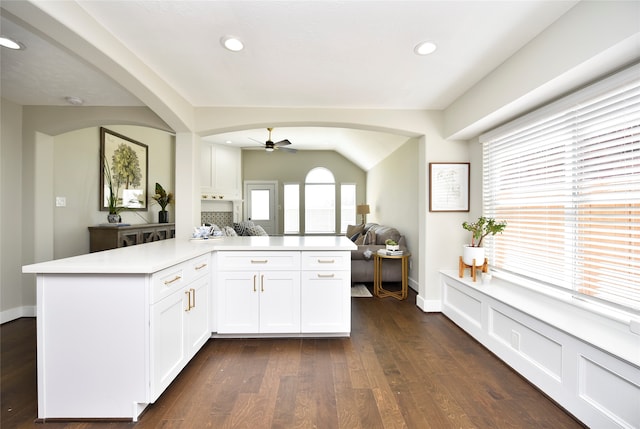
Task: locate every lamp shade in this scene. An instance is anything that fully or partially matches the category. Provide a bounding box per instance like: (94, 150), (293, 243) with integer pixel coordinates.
(356, 204), (370, 215)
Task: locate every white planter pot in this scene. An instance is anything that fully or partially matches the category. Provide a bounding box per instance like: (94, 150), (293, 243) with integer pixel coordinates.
(463, 246), (485, 267)
(386, 244), (399, 251)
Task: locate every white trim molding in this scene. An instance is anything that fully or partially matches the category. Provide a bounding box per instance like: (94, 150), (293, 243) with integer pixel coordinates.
(1, 306), (37, 324)
(441, 270), (640, 429)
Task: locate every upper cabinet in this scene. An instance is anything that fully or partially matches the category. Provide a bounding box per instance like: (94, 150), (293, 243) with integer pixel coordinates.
(200, 142), (242, 200)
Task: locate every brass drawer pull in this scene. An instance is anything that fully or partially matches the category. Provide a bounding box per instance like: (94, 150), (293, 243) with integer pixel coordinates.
(164, 275), (181, 285)
(195, 263), (207, 270)
(251, 259), (268, 264)
(317, 273), (335, 278)
(317, 259), (335, 264)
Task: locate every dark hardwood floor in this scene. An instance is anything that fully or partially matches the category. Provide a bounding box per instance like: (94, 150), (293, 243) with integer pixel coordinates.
(1, 287), (585, 429)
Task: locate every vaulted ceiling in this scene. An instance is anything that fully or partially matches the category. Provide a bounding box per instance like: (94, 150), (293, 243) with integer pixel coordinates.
(1, 1), (578, 169)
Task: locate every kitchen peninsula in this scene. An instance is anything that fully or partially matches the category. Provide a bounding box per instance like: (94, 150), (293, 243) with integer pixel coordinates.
(22, 235), (356, 421)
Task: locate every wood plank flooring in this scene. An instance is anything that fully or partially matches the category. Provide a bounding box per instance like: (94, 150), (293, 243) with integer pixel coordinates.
(1, 287), (585, 429)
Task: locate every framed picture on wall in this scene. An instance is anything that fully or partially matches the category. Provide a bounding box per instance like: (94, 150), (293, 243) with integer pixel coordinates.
(429, 162), (470, 212)
(100, 127), (148, 211)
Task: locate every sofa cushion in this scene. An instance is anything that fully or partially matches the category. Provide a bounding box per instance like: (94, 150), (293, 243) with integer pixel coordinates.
(367, 225), (401, 245)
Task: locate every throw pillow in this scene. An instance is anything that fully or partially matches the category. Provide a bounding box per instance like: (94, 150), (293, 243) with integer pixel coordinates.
(346, 224), (365, 238)
(223, 226), (237, 236)
(349, 232), (361, 242)
(354, 234), (365, 245)
(233, 221), (255, 236)
(247, 224), (268, 236)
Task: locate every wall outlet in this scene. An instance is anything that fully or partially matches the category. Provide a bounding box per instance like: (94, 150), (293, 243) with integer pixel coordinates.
(55, 197), (66, 207)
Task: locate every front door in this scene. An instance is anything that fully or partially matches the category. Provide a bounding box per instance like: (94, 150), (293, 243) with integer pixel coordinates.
(244, 181), (277, 235)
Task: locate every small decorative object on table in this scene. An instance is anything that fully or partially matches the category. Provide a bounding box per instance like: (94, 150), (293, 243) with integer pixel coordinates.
(152, 182), (173, 224)
(460, 216), (506, 281)
(385, 238), (400, 252)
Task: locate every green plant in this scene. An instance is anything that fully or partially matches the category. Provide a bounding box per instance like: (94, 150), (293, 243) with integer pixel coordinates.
(462, 216), (507, 247)
(103, 156), (124, 215)
(152, 182), (174, 211)
(385, 239), (398, 246)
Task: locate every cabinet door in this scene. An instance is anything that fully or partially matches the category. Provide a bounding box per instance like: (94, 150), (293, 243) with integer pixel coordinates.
(213, 144), (241, 199)
(185, 276), (210, 360)
(150, 291), (187, 401)
(301, 271), (351, 333)
(217, 271), (260, 333)
(259, 271), (301, 333)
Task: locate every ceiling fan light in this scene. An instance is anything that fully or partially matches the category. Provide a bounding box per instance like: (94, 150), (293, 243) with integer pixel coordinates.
(221, 36), (244, 52)
(414, 41), (437, 56)
(265, 147), (274, 152)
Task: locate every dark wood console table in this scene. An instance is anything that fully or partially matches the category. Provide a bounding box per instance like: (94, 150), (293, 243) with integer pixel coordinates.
(88, 223), (175, 252)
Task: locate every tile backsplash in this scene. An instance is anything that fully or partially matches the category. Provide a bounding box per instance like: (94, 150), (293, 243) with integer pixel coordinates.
(201, 211), (233, 227)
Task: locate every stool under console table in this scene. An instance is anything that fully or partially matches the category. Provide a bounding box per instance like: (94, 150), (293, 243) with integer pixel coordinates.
(88, 223), (175, 252)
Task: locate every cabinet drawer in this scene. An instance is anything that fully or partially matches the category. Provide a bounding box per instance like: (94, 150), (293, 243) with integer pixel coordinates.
(152, 263), (186, 304)
(217, 251), (300, 271)
(184, 253), (211, 283)
(301, 252), (350, 271)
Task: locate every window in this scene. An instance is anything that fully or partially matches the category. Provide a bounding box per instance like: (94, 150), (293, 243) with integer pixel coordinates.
(481, 64), (640, 310)
(283, 183), (299, 234)
(340, 184), (356, 233)
(305, 167), (335, 233)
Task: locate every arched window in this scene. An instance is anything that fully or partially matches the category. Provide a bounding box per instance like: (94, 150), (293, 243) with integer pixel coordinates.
(305, 167), (335, 233)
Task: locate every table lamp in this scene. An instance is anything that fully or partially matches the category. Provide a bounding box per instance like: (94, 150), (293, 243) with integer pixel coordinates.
(356, 204), (370, 224)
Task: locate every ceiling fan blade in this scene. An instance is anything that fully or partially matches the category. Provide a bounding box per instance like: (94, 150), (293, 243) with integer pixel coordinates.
(278, 146), (297, 153)
(248, 137), (265, 145)
(274, 139), (291, 147)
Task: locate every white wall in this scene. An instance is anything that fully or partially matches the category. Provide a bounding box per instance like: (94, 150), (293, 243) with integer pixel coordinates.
(53, 126), (175, 258)
(367, 137), (419, 287)
(1, 99), (28, 322)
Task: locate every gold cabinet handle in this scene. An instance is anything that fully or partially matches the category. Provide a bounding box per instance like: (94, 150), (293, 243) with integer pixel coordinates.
(195, 263), (207, 270)
(190, 288), (196, 309)
(184, 290), (191, 312)
(317, 273), (335, 278)
(253, 274), (257, 292)
(261, 274), (265, 292)
(251, 259), (268, 264)
(165, 275), (181, 285)
(317, 259), (335, 264)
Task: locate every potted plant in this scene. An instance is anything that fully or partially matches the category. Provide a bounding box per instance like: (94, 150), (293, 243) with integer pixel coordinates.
(385, 239), (399, 251)
(104, 157), (124, 223)
(461, 216), (507, 266)
(152, 182), (174, 223)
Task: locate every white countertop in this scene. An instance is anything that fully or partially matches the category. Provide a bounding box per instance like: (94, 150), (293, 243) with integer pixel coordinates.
(22, 235), (356, 274)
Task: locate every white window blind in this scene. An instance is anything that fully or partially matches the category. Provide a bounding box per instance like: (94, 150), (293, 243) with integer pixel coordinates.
(480, 64), (640, 311)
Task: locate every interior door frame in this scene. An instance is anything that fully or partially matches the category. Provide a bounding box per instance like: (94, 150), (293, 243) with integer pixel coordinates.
(244, 180), (279, 235)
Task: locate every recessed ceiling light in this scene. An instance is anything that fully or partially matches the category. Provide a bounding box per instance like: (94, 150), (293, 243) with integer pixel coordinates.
(0, 36), (23, 50)
(220, 36), (244, 52)
(64, 96), (84, 106)
(414, 41), (437, 56)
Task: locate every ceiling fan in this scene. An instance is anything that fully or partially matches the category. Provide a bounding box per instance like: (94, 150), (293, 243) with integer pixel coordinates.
(250, 128), (297, 153)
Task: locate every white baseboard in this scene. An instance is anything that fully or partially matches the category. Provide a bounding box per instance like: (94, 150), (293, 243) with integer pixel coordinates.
(416, 294), (442, 312)
(1, 306), (36, 324)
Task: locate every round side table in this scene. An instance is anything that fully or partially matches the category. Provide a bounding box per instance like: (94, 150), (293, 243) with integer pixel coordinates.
(373, 252), (411, 300)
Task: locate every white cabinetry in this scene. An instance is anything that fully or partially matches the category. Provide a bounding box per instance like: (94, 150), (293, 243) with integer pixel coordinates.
(216, 251), (301, 334)
(200, 142), (241, 200)
(150, 254), (210, 400)
(301, 252), (351, 334)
